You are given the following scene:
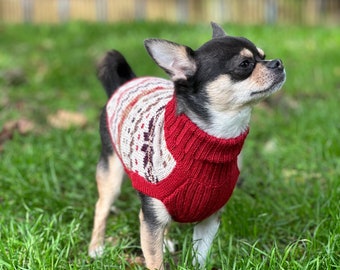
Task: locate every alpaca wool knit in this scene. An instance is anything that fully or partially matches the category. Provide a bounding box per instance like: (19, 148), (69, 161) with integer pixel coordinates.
(106, 77), (249, 223)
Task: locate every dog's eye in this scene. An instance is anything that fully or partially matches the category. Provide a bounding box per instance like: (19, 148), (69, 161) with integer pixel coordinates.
(240, 60), (252, 68)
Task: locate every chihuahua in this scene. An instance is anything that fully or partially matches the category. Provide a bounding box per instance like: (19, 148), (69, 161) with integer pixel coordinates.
(88, 22), (286, 269)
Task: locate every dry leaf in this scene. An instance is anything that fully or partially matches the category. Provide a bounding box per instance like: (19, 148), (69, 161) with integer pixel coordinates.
(0, 129), (13, 144)
(0, 118), (35, 151)
(2, 119), (35, 135)
(125, 254), (145, 267)
(47, 110), (87, 129)
(17, 119), (35, 134)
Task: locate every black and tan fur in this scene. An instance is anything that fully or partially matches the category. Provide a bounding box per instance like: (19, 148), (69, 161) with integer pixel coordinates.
(88, 22), (286, 269)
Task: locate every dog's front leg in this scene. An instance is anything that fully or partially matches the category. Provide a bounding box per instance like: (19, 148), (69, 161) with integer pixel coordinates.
(139, 196), (172, 270)
(192, 211), (221, 268)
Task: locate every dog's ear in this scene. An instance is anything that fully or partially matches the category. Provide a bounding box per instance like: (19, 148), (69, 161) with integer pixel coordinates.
(211, 22), (227, 38)
(144, 39), (196, 81)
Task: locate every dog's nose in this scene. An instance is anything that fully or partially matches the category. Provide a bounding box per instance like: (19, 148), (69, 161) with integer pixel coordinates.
(267, 59), (284, 70)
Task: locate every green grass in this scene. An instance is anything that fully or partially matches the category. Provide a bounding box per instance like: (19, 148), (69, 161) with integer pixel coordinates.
(0, 21), (339, 269)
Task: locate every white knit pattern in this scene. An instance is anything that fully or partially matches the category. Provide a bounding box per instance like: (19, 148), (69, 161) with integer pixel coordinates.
(106, 77), (177, 183)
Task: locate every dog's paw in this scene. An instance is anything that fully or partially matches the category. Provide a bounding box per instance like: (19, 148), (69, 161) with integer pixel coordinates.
(163, 238), (177, 253)
(88, 245), (104, 258)
(110, 205), (119, 214)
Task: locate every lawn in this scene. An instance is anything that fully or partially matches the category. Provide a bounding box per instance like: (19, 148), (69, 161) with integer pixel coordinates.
(0, 21), (339, 269)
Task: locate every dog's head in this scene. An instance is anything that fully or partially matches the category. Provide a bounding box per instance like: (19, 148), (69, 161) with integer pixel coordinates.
(144, 22), (286, 117)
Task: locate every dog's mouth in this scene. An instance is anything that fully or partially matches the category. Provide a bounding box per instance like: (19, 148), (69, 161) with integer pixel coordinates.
(250, 73), (286, 97)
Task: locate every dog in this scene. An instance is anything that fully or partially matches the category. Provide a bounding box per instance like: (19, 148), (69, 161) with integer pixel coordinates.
(88, 22), (286, 269)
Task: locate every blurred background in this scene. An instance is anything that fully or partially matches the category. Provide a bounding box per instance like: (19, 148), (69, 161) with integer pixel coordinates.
(1, 0), (339, 25)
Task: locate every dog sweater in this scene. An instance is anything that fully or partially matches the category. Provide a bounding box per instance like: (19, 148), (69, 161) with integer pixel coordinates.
(106, 77), (249, 223)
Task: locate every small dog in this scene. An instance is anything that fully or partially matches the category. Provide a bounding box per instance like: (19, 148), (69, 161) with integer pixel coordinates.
(89, 22), (286, 269)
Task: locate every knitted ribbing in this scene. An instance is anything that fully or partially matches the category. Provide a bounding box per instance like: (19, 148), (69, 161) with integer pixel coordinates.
(106, 77), (249, 223)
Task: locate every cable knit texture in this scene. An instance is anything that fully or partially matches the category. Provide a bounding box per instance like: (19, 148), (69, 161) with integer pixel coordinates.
(106, 77), (249, 223)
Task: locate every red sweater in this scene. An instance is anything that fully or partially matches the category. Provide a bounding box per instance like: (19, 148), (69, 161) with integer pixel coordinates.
(106, 77), (249, 223)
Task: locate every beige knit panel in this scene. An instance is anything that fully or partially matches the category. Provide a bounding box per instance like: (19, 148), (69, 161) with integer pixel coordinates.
(107, 77), (176, 183)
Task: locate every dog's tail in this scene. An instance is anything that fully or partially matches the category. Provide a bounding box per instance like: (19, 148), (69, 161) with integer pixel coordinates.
(97, 50), (136, 98)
